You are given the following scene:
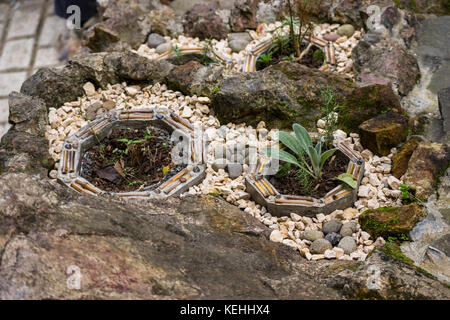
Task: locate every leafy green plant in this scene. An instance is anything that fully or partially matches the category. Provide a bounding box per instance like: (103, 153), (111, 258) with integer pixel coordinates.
(258, 52), (273, 65)
(264, 123), (337, 181)
(334, 173), (357, 189)
(144, 128), (153, 140)
(211, 85), (220, 94)
(400, 183), (420, 205)
(320, 87), (343, 147)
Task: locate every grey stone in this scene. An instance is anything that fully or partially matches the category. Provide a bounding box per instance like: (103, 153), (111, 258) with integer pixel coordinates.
(337, 24), (355, 37)
(227, 162), (243, 179)
(438, 87), (450, 136)
(86, 101), (102, 120)
(322, 220), (343, 234)
(310, 239), (332, 254)
(147, 33), (166, 48)
(228, 32), (252, 43)
(325, 232), (342, 246)
(340, 221), (358, 237)
(338, 236), (357, 254)
(217, 125), (228, 138)
(228, 40), (249, 53)
(301, 230), (324, 241)
(212, 158), (227, 172)
(155, 42), (172, 55)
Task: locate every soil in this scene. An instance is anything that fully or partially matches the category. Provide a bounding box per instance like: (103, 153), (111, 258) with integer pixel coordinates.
(256, 39), (325, 71)
(81, 126), (182, 192)
(270, 149), (349, 198)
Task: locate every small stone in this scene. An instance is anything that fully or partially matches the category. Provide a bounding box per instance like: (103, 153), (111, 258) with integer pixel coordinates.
(290, 212), (301, 222)
(337, 24), (355, 37)
(155, 42), (172, 54)
(325, 232), (342, 246)
(49, 170), (57, 179)
(387, 175), (401, 190)
(300, 247), (310, 257)
(227, 162), (243, 179)
(102, 100), (116, 110)
(332, 247), (345, 259)
(316, 213), (326, 223)
(323, 32), (340, 42)
(324, 249), (337, 259)
(83, 82), (96, 96)
(338, 236), (357, 254)
(301, 230), (324, 241)
(147, 33), (166, 48)
(310, 238), (333, 254)
(358, 185), (370, 197)
(317, 119), (326, 128)
(305, 252), (313, 260)
(322, 220), (343, 234)
(369, 173), (381, 186)
(343, 207), (358, 220)
(181, 106), (194, 118)
(125, 86), (140, 96)
(340, 221), (358, 237)
(270, 230), (283, 243)
(212, 158), (227, 171)
(228, 39), (250, 52)
(311, 254), (325, 261)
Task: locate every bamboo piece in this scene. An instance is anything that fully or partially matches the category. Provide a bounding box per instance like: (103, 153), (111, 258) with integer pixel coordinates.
(75, 180), (101, 194)
(70, 182), (84, 193)
(353, 165), (361, 179)
(254, 181), (269, 197)
(275, 198), (314, 206)
(119, 114), (154, 120)
(324, 45), (331, 64)
(260, 178), (275, 195)
(257, 160), (266, 174)
(164, 180), (181, 194)
(117, 192), (150, 197)
(172, 113), (194, 131)
(329, 43), (336, 65)
(285, 195), (313, 202)
(159, 167), (189, 190)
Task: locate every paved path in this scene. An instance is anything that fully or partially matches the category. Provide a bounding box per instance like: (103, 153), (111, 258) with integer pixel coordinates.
(0, 0), (66, 138)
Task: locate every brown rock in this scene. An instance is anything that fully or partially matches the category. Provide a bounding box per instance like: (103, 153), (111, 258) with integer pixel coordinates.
(392, 137), (420, 179)
(102, 100), (116, 110)
(403, 142), (450, 200)
(183, 2), (229, 40)
(359, 204), (426, 239)
(359, 111), (409, 156)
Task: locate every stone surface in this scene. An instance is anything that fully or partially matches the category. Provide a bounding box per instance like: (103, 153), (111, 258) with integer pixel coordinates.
(402, 142), (449, 200)
(338, 236), (357, 254)
(183, 2), (229, 40)
(353, 38), (420, 96)
(325, 232), (342, 246)
(7, 92), (47, 136)
(359, 204), (426, 239)
(359, 111), (409, 156)
(339, 84), (403, 133)
(310, 239), (333, 254)
(227, 162), (243, 180)
(392, 137), (420, 179)
(438, 87), (450, 141)
(147, 33), (166, 48)
(340, 221), (358, 237)
(322, 220), (343, 235)
(301, 230), (324, 241)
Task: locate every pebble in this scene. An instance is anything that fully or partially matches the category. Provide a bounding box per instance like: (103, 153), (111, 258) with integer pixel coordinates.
(301, 230), (324, 241)
(325, 232), (342, 246)
(324, 249), (337, 259)
(270, 230), (283, 243)
(338, 236), (357, 254)
(83, 82), (96, 96)
(310, 238), (333, 254)
(322, 220), (343, 234)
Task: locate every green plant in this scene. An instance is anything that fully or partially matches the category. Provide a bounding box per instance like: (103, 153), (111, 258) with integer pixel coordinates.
(258, 52), (273, 65)
(144, 128), (153, 140)
(400, 183), (420, 205)
(264, 123), (337, 181)
(211, 85), (220, 94)
(334, 173), (357, 189)
(320, 87), (343, 147)
(313, 49), (325, 61)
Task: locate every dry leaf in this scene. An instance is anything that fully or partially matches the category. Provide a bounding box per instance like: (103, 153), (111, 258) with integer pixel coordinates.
(114, 161), (126, 178)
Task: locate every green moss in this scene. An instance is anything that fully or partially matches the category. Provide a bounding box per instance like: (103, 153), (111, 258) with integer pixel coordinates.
(211, 85), (220, 94)
(313, 49), (325, 62)
(382, 242), (436, 279)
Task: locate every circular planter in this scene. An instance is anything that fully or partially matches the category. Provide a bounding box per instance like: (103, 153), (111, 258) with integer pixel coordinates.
(57, 107), (206, 198)
(245, 138), (365, 217)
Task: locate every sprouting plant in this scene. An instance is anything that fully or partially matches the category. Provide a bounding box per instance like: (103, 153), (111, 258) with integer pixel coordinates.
(118, 138), (144, 145)
(282, 54), (294, 62)
(264, 123), (337, 181)
(334, 173), (357, 189)
(211, 85), (220, 94)
(400, 183), (420, 205)
(258, 52), (273, 65)
(128, 180), (143, 186)
(144, 128), (153, 140)
(320, 86), (343, 147)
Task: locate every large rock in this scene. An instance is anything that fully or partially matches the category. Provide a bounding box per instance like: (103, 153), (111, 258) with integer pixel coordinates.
(392, 137), (420, 179)
(83, 0), (152, 52)
(438, 87), (450, 141)
(183, 2), (230, 40)
(211, 62), (355, 129)
(402, 142), (450, 200)
(359, 111), (409, 156)
(339, 84), (403, 133)
(353, 38), (420, 96)
(359, 204), (426, 239)
(7, 92), (47, 136)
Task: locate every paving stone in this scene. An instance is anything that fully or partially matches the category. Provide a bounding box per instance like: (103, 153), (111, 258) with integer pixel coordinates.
(0, 4), (9, 22)
(34, 46), (61, 68)
(7, 3), (42, 39)
(0, 38), (34, 70)
(39, 15), (66, 46)
(0, 98), (8, 123)
(0, 71), (27, 96)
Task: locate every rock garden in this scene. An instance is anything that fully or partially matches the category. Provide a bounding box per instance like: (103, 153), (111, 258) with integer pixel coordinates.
(0, 0), (449, 300)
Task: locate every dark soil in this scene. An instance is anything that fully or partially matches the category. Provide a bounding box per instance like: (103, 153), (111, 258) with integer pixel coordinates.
(270, 149), (349, 198)
(256, 39), (325, 71)
(81, 126), (182, 192)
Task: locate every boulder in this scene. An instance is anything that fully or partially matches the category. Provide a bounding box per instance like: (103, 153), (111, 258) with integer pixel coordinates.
(148, 5), (183, 38)
(339, 84), (403, 133)
(392, 137), (420, 179)
(353, 39), (420, 96)
(211, 61), (355, 130)
(183, 2), (229, 40)
(359, 204), (426, 239)
(7, 92), (47, 136)
(310, 239), (333, 254)
(359, 111), (409, 156)
(438, 87), (450, 140)
(83, 0), (152, 52)
(402, 142), (450, 200)
(229, 0), (260, 32)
